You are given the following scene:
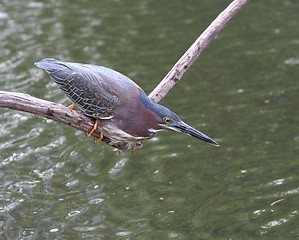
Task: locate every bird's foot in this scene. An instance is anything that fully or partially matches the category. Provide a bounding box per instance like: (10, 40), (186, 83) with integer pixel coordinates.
(68, 103), (76, 110)
(86, 119), (103, 144)
(130, 141), (143, 153)
(87, 119), (99, 138)
(95, 132), (103, 144)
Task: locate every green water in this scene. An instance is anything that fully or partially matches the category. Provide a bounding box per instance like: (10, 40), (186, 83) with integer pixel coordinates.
(0, 0), (299, 239)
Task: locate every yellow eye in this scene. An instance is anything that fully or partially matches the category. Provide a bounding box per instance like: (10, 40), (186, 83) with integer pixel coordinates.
(163, 117), (171, 124)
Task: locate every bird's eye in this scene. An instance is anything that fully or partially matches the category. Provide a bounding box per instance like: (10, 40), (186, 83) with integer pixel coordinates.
(163, 117), (171, 124)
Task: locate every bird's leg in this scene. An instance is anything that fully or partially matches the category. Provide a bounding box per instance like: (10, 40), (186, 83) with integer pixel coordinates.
(95, 132), (103, 144)
(130, 146), (138, 153)
(68, 103), (76, 110)
(86, 119), (104, 144)
(68, 105), (103, 143)
(87, 119), (99, 138)
(69, 107), (103, 144)
(130, 141), (143, 153)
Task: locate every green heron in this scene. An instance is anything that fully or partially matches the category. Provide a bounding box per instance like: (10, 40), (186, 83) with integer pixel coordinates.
(35, 58), (219, 151)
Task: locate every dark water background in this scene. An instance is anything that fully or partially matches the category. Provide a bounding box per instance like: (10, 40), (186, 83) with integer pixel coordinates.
(0, 0), (299, 239)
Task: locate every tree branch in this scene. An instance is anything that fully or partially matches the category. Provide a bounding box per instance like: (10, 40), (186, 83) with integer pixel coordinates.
(0, 91), (114, 146)
(149, 0), (250, 103)
(0, 0), (249, 150)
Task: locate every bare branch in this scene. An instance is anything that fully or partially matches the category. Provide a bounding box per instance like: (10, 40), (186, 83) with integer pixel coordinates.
(0, 91), (112, 146)
(149, 0), (250, 103)
(0, 0), (250, 150)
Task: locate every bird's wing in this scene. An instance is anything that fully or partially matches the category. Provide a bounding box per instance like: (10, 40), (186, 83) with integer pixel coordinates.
(36, 58), (140, 119)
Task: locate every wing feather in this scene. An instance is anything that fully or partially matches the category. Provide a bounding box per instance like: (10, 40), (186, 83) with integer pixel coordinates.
(36, 58), (140, 119)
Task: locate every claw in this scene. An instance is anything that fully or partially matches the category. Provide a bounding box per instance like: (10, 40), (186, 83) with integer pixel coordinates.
(68, 103), (76, 110)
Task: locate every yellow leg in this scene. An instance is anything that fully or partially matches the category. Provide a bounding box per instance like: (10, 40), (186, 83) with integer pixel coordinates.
(95, 132), (103, 144)
(87, 119), (99, 138)
(87, 119), (103, 144)
(68, 103), (76, 110)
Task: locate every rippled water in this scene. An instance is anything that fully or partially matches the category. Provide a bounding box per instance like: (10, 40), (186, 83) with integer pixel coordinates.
(0, 0), (299, 239)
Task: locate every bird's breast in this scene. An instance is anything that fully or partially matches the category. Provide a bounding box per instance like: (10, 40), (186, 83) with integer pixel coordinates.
(99, 121), (149, 146)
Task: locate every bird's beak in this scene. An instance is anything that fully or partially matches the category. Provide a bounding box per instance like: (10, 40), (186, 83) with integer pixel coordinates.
(167, 121), (220, 147)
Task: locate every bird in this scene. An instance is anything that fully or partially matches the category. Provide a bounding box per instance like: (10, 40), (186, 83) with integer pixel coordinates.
(35, 58), (219, 151)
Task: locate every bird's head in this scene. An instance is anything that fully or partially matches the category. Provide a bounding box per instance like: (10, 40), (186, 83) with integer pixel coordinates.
(157, 107), (219, 146)
(142, 95), (219, 147)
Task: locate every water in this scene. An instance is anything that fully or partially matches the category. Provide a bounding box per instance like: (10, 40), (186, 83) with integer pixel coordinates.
(0, 0), (299, 239)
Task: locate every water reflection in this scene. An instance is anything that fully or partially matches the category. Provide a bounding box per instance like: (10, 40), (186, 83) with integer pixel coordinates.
(108, 157), (129, 179)
(1, 0), (299, 239)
